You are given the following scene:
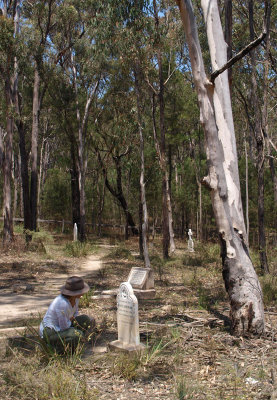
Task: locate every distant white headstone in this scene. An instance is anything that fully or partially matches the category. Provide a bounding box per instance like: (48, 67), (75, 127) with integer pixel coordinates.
(73, 223), (78, 241)
(188, 229), (194, 252)
(109, 282), (145, 352)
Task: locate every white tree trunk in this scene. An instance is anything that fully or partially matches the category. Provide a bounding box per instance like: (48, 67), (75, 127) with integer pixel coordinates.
(177, 0), (264, 335)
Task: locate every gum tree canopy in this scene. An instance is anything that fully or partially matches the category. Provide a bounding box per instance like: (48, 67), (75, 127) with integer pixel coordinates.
(176, 0), (265, 335)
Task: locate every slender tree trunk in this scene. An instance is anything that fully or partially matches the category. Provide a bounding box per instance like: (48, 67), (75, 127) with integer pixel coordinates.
(248, 0), (269, 273)
(244, 132), (249, 244)
(97, 178), (105, 237)
(70, 142), (80, 229)
(13, 154), (19, 218)
(30, 64), (40, 232)
(262, 4), (277, 218)
(0, 127), (4, 168)
(2, 1), (21, 243)
(18, 152), (23, 218)
(198, 179), (202, 241)
(71, 53), (99, 242)
(37, 138), (45, 220)
(97, 151), (138, 235)
(224, 0), (232, 90)
(177, 0), (265, 335)
(18, 120), (32, 230)
(124, 168), (131, 240)
(135, 64), (151, 268)
(152, 94), (175, 257)
(153, 0), (175, 258)
(78, 162), (86, 242)
(3, 94), (14, 242)
(269, 158), (277, 203)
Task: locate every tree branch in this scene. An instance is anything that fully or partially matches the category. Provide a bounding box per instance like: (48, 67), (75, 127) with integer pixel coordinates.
(210, 31), (266, 83)
(211, 0), (271, 84)
(269, 138), (277, 153)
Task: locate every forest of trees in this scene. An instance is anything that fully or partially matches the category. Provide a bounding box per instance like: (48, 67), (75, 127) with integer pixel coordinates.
(0, 0), (276, 333)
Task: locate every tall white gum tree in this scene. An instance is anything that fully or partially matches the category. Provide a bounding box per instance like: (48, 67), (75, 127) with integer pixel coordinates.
(176, 0), (264, 335)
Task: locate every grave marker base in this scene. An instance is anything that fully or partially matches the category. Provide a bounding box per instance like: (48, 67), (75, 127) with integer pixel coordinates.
(109, 340), (146, 353)
(133, 288), (156, 299)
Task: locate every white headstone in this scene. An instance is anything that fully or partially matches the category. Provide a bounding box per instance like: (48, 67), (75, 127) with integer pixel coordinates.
(73, 223), (78, 241)
(109, 282), (145, 352)
(127, 267), (156, 299)
(188, 229), (194, 252)
(128, 267), (148, 289)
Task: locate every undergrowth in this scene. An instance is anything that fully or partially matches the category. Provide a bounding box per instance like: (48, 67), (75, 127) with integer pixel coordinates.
(2, 349), (98, 400)
(104, 246), (133, 260)
(79, 288), (95, 308)
(64, 241), (97, 257)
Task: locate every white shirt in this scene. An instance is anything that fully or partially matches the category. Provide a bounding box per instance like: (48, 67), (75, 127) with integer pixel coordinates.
(39, 294), (79, 337)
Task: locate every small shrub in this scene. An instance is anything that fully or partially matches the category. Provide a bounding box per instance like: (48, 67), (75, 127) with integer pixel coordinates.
(112, 353), (141, 381)
(249, 248), (262, 271)
(261, 275), (277, 305)
(104, 246), (133, 260)
(150, 254), (165, 280)
(183, 254), (203, 267)
(13, 224), (24, 234)
(175, 377), (194, 400)
(79, 289), (95, 308)
(24, 230), (54, 253)
(64, 241), (95, 257)
(198, 285), (211, 310)
(2, 350), (97, 400)
(25, 230), (54, 244)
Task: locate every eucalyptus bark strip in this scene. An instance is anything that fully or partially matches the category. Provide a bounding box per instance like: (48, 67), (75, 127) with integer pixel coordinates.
(176, 0), (265, 335)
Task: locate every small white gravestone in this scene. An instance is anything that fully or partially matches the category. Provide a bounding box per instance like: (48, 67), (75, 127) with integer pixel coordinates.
(73, 223), (78, 241)
(109, 282), (145, 352)
(188, 228), (194, 252)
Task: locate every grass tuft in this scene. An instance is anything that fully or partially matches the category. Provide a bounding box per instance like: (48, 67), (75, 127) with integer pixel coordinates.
(104, 246), (133, 260)
(79, 289), (95, 308)
(260, 275), (277, 305)
(2, 349), (98, 400)
(64, 241), (97, 257)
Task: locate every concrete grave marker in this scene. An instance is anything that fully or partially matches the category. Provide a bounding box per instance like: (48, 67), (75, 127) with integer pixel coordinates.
(188, 228), (194, 252)
(109, 282), (145, 352)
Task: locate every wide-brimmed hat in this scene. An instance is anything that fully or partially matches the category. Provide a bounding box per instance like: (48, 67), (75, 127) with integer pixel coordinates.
(61, 276), (89, 296)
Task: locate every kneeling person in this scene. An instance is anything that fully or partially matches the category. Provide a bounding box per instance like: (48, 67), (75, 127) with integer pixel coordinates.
(39, 276), (95, 353)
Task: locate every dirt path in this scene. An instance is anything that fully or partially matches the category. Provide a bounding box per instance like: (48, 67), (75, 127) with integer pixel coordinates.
(0, 253), (104, 330)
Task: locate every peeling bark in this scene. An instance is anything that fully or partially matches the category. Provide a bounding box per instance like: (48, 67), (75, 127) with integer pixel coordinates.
(177, 0), (265, 335)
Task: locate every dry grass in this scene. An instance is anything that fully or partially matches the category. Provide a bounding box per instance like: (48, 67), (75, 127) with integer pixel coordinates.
(1, 236), (277, 399)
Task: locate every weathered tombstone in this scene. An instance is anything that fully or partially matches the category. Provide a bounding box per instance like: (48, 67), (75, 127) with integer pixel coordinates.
(127, 267), (155, 299)
(73, 223), (78, 241)
(109, 282), (145, 352)
(188, 228), (194, 252)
